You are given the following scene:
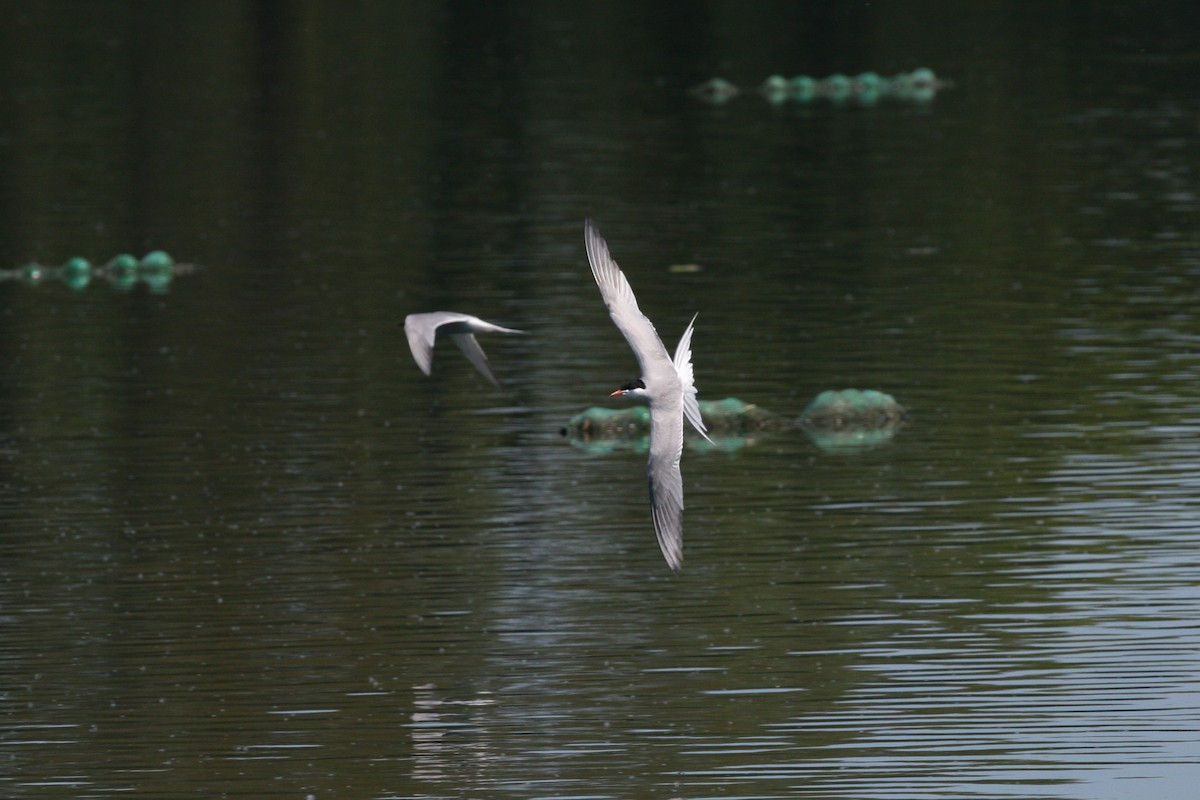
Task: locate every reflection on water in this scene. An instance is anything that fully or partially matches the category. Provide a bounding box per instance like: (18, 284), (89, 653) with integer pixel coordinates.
(2, 2), (1200, 799)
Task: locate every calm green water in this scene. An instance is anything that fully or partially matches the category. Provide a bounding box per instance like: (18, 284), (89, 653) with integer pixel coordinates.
(2, 3), (1200, 798)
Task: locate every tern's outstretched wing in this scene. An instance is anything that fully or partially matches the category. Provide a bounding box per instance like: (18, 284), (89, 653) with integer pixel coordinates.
(450, 333), (501, 387)
(404, 313), (447, 375)
(584, 219), (674, 379)
(648, 401), (686, 573)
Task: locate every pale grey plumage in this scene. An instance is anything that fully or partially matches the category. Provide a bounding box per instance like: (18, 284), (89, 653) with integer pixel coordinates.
(584, 218), (710, 573)
(404, 311), (525, 387)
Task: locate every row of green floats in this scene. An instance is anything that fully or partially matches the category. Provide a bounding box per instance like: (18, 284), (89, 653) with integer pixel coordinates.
(691, 67), (950, 105)
(3, 251), (194, 293)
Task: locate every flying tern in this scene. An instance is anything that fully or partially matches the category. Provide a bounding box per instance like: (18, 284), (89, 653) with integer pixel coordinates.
(404, 311), (525, 388)
(584, 218), (711, 573)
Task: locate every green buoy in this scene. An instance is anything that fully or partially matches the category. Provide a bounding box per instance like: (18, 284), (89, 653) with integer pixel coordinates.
(60, 257), (92, 290)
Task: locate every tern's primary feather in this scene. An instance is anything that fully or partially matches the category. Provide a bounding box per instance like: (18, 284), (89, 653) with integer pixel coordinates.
(585, 220), (676, 381)
(584, 218), (709, 573)
(403, 311), (524, 387)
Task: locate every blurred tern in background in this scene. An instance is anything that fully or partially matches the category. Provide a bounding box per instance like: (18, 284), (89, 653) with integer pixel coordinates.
(404, 311), (525, 388)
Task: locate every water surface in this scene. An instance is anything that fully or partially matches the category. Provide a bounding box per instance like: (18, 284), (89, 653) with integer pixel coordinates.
(2, 3), (1199, 799)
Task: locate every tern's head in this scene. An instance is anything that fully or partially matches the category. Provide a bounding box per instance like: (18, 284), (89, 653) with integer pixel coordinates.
(611, 379), (648, 400)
